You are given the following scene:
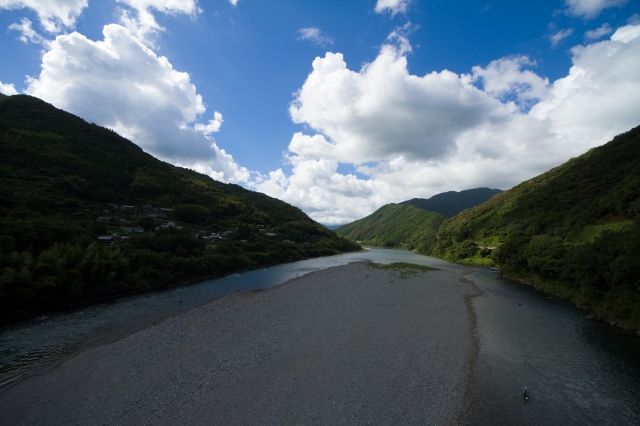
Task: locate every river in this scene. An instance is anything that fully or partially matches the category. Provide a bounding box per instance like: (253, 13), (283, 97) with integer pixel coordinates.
(1, 249), (639, 424)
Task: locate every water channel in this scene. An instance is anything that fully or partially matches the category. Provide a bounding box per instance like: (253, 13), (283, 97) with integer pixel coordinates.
(1, 249), (639, 424)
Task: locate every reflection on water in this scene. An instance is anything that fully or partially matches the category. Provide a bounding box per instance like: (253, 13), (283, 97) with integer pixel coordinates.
(0, 249), (445, 388)
(469, 270), (640, 425)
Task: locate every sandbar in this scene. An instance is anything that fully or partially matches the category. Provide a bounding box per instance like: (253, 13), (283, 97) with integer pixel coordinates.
(0, 261), (481, 425)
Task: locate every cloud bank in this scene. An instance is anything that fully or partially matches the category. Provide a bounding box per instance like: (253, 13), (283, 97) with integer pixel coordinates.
(252, 25), (640, 224)
(13, 0), (247, 184)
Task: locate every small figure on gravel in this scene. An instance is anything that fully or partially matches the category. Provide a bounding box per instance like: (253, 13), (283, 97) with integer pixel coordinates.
(523, 386), (529, 401)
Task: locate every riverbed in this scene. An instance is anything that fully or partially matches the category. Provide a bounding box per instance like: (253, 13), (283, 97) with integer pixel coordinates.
(1, 249), (639, 424)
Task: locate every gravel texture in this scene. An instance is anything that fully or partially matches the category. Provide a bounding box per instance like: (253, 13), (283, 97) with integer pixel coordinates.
(0, 261), (481, 425)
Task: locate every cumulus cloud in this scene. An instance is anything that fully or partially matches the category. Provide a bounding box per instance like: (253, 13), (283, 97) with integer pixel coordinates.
(564, 0), (627, 19)
(26, 23), (249, 183)
(251, 24), (640, 224)
(297, 27), (334, 47)
(228, 0), (239, 6)
(374, 0), (411, 16)
(8, 17), (50, 46)
(471, 56), (550, 110)
(0, 81), (18, 95)
(551, 28), (574, 46)
(584, 23), (612, 39)
(0, 0), (88, 33)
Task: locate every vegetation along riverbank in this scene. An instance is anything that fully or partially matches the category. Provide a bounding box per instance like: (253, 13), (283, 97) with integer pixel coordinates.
(339, 125), (640, 332)
(0, 94), (360, 323)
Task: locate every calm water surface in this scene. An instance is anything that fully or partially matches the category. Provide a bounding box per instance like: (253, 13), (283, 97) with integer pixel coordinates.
(468, 270), (640, 425)
(1, 249), (639, 425)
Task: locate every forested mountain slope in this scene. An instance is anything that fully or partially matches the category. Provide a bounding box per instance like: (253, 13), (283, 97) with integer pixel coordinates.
(400, 187), (503, 217)
(424, 125), (640, 331)
(336, 204), (447, 250)
(0, 94), (359, 322)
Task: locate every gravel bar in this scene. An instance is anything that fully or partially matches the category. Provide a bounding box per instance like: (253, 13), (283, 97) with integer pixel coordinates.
(0, 261), (482, 425)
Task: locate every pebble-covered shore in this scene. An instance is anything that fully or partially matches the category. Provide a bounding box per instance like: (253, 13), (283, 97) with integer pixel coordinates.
(0, 262), (481, 425)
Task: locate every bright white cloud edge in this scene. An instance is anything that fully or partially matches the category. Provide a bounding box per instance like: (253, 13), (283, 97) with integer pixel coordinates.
(0, 81), (19, 95)
(24, 15), (248, 184)
(250, 24), (640, 225)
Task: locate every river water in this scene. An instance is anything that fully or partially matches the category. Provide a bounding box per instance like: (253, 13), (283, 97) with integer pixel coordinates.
(468, 270), (640, 425)
(1, 249), (639, 424)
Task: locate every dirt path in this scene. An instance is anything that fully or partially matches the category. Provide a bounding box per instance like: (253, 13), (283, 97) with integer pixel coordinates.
(0, 262), (481, 425)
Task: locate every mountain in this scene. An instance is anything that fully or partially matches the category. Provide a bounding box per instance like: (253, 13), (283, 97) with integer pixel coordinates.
(400, 188), (503, 217)
(0, 94), (360, 321)
(336, 204), (447, 250)
(323, 224), (345, 231)
(424, 125), (640, 331)
(335, 187), (501, 250)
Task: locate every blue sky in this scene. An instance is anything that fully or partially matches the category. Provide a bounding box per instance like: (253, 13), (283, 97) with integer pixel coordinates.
(1, 0), (640, 224)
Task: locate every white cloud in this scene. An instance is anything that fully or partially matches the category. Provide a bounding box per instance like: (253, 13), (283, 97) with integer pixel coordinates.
(564, 0), (627, 19)
(374, 0), (411, 16)
(471, 56), (550, 110)
(26, 24), (249, 183)
(0, 0), (88, 33)
(551, 28), (574, 46)
(0, 81), (18, 95)
(228, 0), (238, 6)
(584, 23), (612, 39)
(8, 17), (50, 46)
(115, 0), (201, 46)
(611, 23), (640, 42)
(629, 14), (640, 25)
(252, 24), (640, 224)
(297, 27), (334, 47)
(194, 111), (223, 134)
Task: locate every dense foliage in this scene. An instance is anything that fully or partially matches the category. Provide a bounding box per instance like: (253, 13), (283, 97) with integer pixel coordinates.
(0, 94), (359, 322)
(336, 204), (447, 250)
(423, 126), (640, 331)
(400, 188), (502, 217)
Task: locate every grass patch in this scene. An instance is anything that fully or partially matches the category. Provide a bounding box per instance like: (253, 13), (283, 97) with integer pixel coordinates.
(368, 262), (438, 279)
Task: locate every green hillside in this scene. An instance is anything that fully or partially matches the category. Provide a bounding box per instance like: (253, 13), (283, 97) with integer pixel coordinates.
(336, 204), (447, 250)
(424, 125), (640, 331)
(400, 187), (503, 217)
(0, 94), (359, 322)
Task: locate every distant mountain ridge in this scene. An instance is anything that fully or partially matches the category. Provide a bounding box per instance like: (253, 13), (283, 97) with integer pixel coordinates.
(335, 187), (501, 250)
(336, 204), (447, 250)
(400, 188), (503, 217)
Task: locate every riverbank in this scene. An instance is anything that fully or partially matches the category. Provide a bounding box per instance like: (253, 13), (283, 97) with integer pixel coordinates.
(0, 261), (481, 425)
(0, 246), (364, 326)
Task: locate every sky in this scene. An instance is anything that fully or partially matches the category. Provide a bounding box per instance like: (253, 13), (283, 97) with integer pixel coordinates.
(1, 0), (639, 225)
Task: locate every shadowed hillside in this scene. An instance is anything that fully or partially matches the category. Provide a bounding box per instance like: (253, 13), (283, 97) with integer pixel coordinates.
(424, 125), (640, 331)
(400, 188), (502, 217)
(0, 94), (359, 322)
